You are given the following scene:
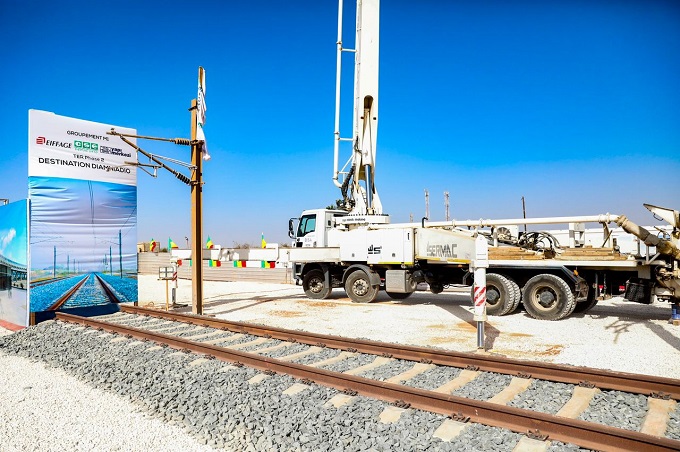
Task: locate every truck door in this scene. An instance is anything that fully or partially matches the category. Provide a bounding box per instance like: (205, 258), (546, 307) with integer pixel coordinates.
(295, 213), (318, 247)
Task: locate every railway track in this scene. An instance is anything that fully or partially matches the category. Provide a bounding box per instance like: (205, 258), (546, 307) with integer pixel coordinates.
(53, 306), (680, 452)
(30, 276), (70, 288)
(95, 274), (123, 304)
(48, 275), (90, 310)
(42, 273), (122, 311)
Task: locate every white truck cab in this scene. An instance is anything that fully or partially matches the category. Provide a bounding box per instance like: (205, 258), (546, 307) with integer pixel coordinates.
(290, 209), (348, 248)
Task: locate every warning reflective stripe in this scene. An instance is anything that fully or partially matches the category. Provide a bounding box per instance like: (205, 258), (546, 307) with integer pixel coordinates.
(474, 285), (486, 306)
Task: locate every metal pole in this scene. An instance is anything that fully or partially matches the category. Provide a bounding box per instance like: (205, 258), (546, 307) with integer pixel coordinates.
(332, 0), (344, 188)
(522, 196), (527, 233)
(369, 213), (622, 230)
(172, 262), (178, 308)
(425, 189), (429, 219)
(119, 229), (122, 277)
(473, 234), (489, 350)
(190, 98), (204, 315)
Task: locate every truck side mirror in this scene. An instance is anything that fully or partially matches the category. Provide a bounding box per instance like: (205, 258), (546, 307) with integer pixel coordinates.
(288, 218), (296, 239)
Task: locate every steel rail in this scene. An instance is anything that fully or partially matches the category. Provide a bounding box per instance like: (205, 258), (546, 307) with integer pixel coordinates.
(119, 305), (680, 400)
(55, 312), (680, 452)
(94, 275), (121, 304)
(31, 276), (69, 288)
(47, 275), (90, 311)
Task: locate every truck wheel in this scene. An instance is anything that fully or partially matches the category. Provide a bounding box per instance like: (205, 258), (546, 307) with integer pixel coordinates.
(303, 269), (331, 299)
(522, 274), (575, 320)
(504, 276), (522, 315)
(345, 270), (379, 303)
(429, 283), (444, 294)
(470, 273), (515, 316)
(385, 291), (413, 300)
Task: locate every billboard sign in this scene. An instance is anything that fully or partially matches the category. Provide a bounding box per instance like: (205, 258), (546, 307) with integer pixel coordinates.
(28, 110), (138, 314)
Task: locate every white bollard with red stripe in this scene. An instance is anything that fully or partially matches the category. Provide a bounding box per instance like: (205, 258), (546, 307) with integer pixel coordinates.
(473, 234), (489, 349)
(171, 261), (178, 306)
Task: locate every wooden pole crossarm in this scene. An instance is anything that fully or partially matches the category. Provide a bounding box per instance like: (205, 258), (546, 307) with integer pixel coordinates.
(108, 130), (192, 186)
(107, 129), (192, 146)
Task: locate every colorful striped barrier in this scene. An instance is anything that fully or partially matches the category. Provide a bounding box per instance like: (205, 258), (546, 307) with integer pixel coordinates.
(174, 258), (279, 269)
(233, 260), (276, 268)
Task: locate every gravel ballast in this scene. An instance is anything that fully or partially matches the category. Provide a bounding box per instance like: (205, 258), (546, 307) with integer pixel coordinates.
(1, 321), (532, 451)
(508, 380), (574, 414)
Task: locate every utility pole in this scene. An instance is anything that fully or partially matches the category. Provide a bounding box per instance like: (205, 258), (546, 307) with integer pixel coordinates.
(521, 196), (527, 233)
(424, 189), (429, 219)
(190, 97), (204, 315)
(118, 229), (123, 277)
(53, 246), (56, 278)
(107, 66), (206, 313)
(444, 191), (450, 221)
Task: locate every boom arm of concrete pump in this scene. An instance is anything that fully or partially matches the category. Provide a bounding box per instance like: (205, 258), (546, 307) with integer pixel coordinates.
(616, 208), (680, 261)
(333, 0), (382, 215)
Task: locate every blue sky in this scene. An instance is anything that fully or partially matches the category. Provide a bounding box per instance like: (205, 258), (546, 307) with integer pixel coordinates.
(1, 0), (679, 247)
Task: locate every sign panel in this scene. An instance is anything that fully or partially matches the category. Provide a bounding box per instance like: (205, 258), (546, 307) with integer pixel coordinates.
(28, 110), (138, 314)
(0, 200), (29, 328)
(28, 110), (136, 184)
(415, 228), (475, 264)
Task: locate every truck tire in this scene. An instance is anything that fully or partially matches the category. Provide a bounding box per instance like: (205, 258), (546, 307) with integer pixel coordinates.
(429, 283), (444, 294)
(345, 270), (379, 303)
(470, 273), (516, 316)
(303, 269), (331, 299)
(385, 291), (413, 300)
(504, 277), (522, 315)
(522, 274), (575, 320)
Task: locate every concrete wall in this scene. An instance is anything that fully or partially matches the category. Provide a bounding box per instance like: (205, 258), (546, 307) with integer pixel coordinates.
(138, 253), (172, 275)
(138, 253), (292, 284)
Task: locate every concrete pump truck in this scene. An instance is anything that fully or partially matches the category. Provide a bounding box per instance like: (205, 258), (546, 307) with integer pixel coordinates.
(285, 0), (478, 303)
(282, 0), (680, 322)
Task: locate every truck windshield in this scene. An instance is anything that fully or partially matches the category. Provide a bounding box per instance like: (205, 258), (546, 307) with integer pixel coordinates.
(297, 214), (316, 237)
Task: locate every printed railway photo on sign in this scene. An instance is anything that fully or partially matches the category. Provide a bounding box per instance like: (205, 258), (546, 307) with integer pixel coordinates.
(0, 200), (29, 328)
(28, 110), (139, 316)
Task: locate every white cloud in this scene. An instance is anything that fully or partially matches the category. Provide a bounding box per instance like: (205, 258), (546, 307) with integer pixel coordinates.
(0, 228), (16, 253)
